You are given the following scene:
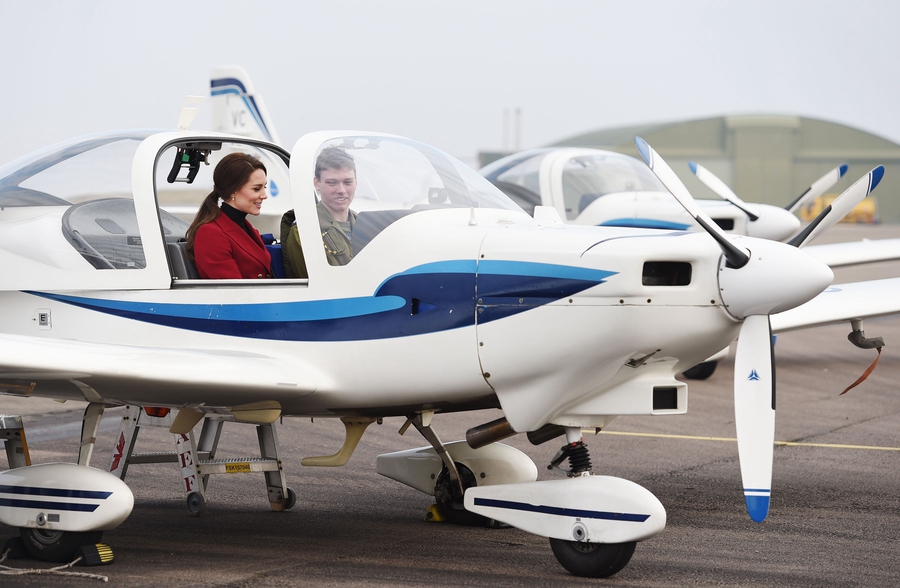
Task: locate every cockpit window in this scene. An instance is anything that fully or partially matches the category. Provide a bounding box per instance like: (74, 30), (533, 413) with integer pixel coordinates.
(561, 152), (668, 219)
(0, 132), (153, 270)
(0, 133), (148, 207)
(154, 140), (292, 239)
(311, 135), (523, 260)
(154, 140), (292, 281)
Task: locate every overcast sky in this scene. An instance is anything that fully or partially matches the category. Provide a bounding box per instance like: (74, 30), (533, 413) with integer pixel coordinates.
(2, 0), (898, 167)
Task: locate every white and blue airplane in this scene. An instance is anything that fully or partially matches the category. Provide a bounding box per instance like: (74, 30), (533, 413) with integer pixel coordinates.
(0, 93), (897, 578)
(480, 147), (847, 243)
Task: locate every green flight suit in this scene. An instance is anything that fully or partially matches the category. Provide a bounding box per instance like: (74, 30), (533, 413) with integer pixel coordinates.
(282, 202), (357, 278)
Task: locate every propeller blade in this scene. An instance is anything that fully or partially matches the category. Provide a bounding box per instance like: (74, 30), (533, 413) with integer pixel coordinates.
(787, 166), (884, 248)
(689, 161), (759, 221)
(635, 137), (749, 268)
(733, 314), (776, 522)
(786, 164), (849, 214)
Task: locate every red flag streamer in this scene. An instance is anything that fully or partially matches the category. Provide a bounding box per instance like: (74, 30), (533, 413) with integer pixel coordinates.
(841, 347), (882, 395)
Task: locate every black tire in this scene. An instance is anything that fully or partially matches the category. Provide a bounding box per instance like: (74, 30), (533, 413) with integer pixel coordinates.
(549, 538), (636, 578)
(186, 491), (206, 515)
(682, 360), (718, 380)
(433, 463), (487, 527)
(284, 487), (297, 510)
(19, 528), (103, 563)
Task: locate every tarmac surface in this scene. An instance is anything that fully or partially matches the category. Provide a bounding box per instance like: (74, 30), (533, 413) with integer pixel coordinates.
(1, 225), (899, 587)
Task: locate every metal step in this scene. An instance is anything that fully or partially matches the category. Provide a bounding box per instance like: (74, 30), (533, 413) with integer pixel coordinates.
(127, 451), (211, 464)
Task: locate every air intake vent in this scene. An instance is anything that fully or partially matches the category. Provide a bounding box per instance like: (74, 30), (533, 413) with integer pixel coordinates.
(653, 387), (679, 410)
(712, 218), (735, 231)
(642, 262), (692, 286)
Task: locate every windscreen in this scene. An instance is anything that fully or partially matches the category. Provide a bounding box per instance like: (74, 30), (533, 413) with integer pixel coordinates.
(311, 135), (524, 258)
(561, 152), (668, 219)
(0, 132), (156, 270)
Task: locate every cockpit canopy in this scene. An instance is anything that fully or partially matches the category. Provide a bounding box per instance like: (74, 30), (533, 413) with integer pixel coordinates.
(481, 148), (668, 219)
(311, 135), (524, 255)
(0, 129), (526, 288)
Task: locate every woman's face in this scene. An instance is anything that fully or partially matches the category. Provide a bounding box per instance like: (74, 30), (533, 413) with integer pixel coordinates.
(229, 169), (268, 215)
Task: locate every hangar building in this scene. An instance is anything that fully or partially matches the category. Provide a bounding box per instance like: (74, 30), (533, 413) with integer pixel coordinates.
(524, 114), (900, 223)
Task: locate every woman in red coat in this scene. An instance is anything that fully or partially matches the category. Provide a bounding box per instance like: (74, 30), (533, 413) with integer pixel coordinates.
(186, 153), (272, 279)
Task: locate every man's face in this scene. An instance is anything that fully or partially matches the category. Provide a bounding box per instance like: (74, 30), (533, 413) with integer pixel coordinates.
(315, 166), (356, 220)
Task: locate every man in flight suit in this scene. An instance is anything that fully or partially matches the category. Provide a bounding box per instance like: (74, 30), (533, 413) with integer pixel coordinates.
(282, 146), (357, 277)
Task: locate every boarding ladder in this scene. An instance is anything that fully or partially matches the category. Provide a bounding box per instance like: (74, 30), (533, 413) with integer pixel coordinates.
(0, 415), (30, 469)
(107, 405), (295, 515)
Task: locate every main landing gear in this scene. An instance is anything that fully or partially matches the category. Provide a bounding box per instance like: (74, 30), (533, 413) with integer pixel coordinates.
(0, 408), (132, 564)
(407, 413), (490, 527)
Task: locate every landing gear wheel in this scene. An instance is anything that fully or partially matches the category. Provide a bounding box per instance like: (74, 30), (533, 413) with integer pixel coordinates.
(284, 487), (297, 510)
(19, 528), (103, 563)
(682, 360), (718, 380)
(186, 491), (206, 515)
(549, 538), (636, 578)
(433, 463), (487, 527)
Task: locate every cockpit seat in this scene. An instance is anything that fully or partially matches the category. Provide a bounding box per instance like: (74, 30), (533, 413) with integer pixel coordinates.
(167, 241), (200, 280)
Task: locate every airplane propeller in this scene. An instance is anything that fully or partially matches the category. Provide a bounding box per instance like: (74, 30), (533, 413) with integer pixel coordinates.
(688, 161), (759, 221)
(732, 314), (775, 522)
(785, 164), (849, 215)
(634, 138), (749, 269)
(689, 162), (849, 225)
(786, 166), (884, 248)
(635, 136), (839, 523)
(688, 161), (801, 241)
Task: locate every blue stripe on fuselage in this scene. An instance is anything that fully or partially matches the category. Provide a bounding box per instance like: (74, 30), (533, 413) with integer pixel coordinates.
(599, 218), (692, 231)
(28, 260), (616, 342)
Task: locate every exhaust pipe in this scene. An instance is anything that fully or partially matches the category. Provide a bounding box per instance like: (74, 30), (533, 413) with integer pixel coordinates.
(526, 423), (566, 446)
(465, 417), (517, 449)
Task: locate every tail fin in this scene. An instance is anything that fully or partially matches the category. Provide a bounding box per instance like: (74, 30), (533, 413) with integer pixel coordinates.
(210, 65), (281, 144)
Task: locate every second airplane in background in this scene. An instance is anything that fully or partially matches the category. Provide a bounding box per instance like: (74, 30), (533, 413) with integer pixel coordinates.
(480, 147), (847, 242)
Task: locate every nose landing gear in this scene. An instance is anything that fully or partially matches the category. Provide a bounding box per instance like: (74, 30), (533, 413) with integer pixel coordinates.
(545, 427), (637, 578)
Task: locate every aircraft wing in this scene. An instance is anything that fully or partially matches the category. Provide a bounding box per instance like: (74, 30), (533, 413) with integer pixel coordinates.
(803, 239), (900, 268)
(0, 333), (315, 407)
(771, 278), (900, 333)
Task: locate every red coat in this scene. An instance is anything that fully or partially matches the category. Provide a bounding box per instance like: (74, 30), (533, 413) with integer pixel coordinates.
(194, 214), (272, 279)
